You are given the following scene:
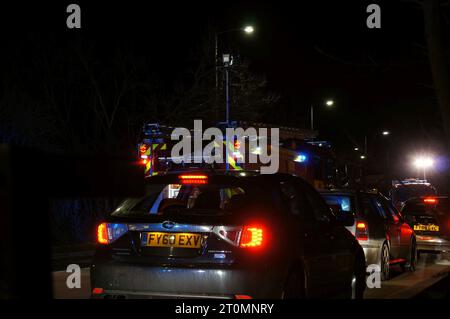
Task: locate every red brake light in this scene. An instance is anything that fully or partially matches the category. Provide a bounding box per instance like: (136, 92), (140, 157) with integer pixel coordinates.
(355, 221), (368, 241)
(97, 223), (109, 244)
(240, 226), (264, 248)
(179, 174), (208, 184)
(234, 294), (252, 299)
(92, 287), (104, 295)
(424, 197), (437, 204)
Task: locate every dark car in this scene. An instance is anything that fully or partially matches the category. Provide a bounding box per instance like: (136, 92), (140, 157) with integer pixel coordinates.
(90, 172), (366, 299)
(320, 190), (417, 281)
(390, 180), (437, 211)
(401, 197), (450, 253)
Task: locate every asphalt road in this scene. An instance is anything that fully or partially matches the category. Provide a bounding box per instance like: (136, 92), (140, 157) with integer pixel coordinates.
(52, 253), (450, 299)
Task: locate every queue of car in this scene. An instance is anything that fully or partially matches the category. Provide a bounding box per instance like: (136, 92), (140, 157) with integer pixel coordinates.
(90, 171), (449, 299)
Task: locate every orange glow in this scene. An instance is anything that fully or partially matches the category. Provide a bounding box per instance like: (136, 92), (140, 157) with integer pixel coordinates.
(356, 222), (367, 229)
(423, 197), (437, 204)
(141, 158), (148, 165)
(139, 144), (148, 154)
(97, 223), (109, 244)
(92, 287), (104, 295)
(240, 226), (264, 248)
(234, 140), (241, 150)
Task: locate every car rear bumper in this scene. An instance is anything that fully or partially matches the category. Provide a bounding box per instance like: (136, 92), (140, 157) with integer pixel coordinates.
(416, 236), (450, 252)
(90, 261), (286, 299)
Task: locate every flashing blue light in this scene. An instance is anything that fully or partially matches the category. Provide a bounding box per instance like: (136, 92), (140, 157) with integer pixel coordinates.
(295, 153), (308, 163)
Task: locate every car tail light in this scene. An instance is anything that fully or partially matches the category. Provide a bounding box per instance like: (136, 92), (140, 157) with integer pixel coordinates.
(355, 221), (368, 241)
(234, 294), (252, 299)
(92, 287), (104, 295)
(179, 174), (208, 184)
(213, 226), (241, 246)
(213, 224), (265, 248)
(424, 197), (438, 204)
(240, 226), (264, 248)
(97, 223), (128, 245)
(97, 223), (109, 244)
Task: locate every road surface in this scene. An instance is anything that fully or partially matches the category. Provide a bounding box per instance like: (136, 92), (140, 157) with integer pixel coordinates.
(52, 253), (450, 299)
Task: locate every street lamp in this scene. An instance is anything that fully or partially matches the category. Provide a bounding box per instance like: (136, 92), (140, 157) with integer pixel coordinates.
(413, 156), (434, 180)
(382, 131), (390, 136)
(310, 99), (334, 131)
(215, 25), (255, 90)
(244, 25), (254, 34)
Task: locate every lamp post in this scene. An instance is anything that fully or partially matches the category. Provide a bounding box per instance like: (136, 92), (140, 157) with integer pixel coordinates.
(214, 25), (254, 91)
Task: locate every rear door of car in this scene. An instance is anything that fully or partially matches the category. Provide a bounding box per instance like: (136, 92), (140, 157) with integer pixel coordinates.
(277, 178), (330, 297)
(298, 181), (354, 297)
(381, 197), (413, 258)
(371, 195), (402, 259)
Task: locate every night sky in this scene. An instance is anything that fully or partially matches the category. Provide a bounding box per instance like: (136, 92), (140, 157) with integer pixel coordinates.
(1, 0), (447, 178)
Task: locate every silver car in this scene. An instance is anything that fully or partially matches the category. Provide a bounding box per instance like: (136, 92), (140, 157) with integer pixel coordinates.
(320, 190), (417, 280)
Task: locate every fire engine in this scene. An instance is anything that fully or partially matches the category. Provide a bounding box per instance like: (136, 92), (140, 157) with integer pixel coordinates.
(137, 122), (339, 189)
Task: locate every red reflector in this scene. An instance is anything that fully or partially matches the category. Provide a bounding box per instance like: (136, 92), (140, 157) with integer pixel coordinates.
(97, 223), (109, 244)
(356, 234), (368, 241)
(240, 226), (264, 248)
(92, 287), (104, 295)
(234, 294), (252, 299)
(179, 174), (208, 184)
(424, 197), (437, 204)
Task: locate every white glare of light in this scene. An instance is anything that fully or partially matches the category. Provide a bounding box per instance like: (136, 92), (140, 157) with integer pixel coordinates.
(326, 100), (334, 106)
(244, 25), (254, 34)
(382, 131), (390, 136)
(413, 156), (434, 169)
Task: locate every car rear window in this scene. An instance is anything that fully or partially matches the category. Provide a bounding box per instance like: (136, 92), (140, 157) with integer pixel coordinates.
(111, 181), (273, 217)
(321, 194), (355, 213)
(391, 185), (436, 203)
(404, 214), (438, 225)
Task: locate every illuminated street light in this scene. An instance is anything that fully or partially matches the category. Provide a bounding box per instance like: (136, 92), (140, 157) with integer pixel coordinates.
(243, 25), (254, 34)
(360, 155), (366, 159)
(382, 131), (390, 136)
(215, 25), (255, 126)
(413, 156), (435, 180)
(354, 147), (359, 151)
(311, 98), (335, 130)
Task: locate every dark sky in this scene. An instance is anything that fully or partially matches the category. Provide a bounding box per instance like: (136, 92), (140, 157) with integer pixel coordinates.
(1, 0), (447, 176)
